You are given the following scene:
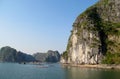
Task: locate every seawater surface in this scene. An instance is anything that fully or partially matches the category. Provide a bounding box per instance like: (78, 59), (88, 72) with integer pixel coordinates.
(0, 63), (120, 79)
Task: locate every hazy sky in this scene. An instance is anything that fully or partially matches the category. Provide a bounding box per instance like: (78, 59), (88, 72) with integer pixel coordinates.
(0, 0), (98, 54)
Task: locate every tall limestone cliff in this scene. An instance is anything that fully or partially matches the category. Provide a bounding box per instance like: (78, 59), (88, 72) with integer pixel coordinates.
(61, 0), (120, 64)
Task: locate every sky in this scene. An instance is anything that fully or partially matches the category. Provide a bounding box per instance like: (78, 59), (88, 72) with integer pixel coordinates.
(0, 0), (98, 54)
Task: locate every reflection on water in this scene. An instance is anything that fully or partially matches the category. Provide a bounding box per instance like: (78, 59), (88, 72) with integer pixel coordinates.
(62, 65), (120, 79)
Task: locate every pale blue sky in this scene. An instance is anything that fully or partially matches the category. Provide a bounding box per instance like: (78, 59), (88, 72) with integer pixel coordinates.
(0, 0), (98, 54)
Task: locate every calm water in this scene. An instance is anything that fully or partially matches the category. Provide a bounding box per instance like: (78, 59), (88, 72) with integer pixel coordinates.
(0, 63), (120, 79)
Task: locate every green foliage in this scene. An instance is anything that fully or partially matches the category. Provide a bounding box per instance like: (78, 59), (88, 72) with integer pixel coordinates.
(78, 2), (98, 19)
(82, 22), (88, 26)
(67, 39), (72, 51)
(102, 22), (120, 36)
(102, 52), (120, 64)
(104, 0), (109, 5)
(62, 51), (68, 60)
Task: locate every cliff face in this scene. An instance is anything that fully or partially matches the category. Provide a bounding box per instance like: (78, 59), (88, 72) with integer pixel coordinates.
(61, 0), (120, 64)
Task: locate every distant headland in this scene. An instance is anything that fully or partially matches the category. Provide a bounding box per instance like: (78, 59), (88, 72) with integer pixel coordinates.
(0, 46), (60, 63)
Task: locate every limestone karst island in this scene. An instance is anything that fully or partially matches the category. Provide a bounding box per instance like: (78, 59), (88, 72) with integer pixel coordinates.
(61, 0), (120, 67)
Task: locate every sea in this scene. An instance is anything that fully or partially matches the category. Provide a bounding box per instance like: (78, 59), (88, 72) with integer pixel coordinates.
(0, 63), (120, 79)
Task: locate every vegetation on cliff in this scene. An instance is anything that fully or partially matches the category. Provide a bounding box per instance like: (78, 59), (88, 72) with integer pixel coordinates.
(61, 51), (68, 61)
(62, 0), (120, 64)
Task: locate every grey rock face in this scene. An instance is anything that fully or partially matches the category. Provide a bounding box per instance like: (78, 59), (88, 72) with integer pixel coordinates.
(33, 53), (47, 62)
(33, 50), (60, 62)
(46, 50), (60, 62)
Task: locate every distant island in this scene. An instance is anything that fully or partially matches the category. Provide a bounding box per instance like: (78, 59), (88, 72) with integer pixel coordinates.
(61, 0), (120, 67)
(33, 50), (60, 62)
(0, 46), (60, 63)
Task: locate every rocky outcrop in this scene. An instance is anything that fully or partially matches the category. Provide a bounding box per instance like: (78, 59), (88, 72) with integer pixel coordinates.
(33, 53), (47, 62)
(0, 46), (36, 62)
(61, 0), (120, 64)
(33, 50), (60, 62)
(46, 50), (60, 62)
